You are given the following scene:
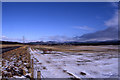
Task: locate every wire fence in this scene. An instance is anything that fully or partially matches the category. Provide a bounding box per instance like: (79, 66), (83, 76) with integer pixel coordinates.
(33, 57), (46, 80)
(41, 73), (46, 80)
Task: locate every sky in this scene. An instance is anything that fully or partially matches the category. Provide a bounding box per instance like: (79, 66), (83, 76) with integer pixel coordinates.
(2, 2), (118, 42)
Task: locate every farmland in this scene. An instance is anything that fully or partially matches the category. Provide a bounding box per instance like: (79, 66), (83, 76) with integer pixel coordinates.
(1, 45), (119, 79)
(1, 45), (32, 79)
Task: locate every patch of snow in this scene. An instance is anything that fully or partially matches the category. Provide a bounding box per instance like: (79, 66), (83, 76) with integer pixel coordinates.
(29, 47), (118, 78)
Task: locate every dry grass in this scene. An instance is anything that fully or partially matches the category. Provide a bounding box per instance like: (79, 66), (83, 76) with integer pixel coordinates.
(1, 44), (24, 48)
(32, 45), (118, 53)
(2, 45), (32, 78)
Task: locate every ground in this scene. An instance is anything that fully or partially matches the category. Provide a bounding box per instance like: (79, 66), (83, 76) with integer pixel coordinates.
(1, 45), (118, 79)
(29, 45), (118, 78)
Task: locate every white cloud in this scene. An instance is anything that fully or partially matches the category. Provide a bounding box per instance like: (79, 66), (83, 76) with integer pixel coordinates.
(74, 26), (94, 31)
(0, 35), (8, 40)
(48, 35), (74, 42)
(105, 11), (118, 27)
(1, 36), (8, 39)
(1, 35), (23, 42)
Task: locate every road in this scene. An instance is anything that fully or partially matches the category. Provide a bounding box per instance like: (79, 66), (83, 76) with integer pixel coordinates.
(1, 46), (22, 53)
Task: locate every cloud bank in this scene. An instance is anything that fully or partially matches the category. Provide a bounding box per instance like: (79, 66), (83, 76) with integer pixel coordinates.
(75, 10), (118, 42)
(48, 35), (74, 42)
(105, 11), (118, 27)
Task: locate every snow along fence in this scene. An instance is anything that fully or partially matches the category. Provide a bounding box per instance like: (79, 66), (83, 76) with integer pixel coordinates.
(29, 47), (44, 79)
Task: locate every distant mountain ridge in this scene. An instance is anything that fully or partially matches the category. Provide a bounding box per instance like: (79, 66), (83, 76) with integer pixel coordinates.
(27, 40), (120, 45)
(1, 39), (119, 45)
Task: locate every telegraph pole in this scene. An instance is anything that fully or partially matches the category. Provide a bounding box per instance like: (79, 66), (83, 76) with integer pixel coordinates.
(23, 36), (25, 44)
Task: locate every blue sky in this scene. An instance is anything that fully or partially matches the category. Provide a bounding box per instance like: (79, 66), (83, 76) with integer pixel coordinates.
(2, 2), (118, 42)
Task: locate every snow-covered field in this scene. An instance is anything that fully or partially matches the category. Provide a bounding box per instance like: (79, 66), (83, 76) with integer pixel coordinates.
(29, 46), (118, 79)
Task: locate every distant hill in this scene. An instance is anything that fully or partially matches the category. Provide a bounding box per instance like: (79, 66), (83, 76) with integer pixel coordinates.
(65, 40), (120, 45)
(27, 41), (60, 45)
(1, 39), (119, 45)
(27, 40), (120, 45)
(1, 41), (22, 44)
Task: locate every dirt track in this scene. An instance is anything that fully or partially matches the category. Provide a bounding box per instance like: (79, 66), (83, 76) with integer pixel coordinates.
(1, 46), (22, 53)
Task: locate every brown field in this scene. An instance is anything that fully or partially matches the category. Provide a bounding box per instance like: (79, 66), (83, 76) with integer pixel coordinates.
(1, 44), (24, 48)
(32, 45), (118, 53)
(1, 45), (33, 78)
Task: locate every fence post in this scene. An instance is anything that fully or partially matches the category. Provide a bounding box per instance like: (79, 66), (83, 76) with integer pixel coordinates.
(31, 59), (34, 78)
(37, 71), (41, 80)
